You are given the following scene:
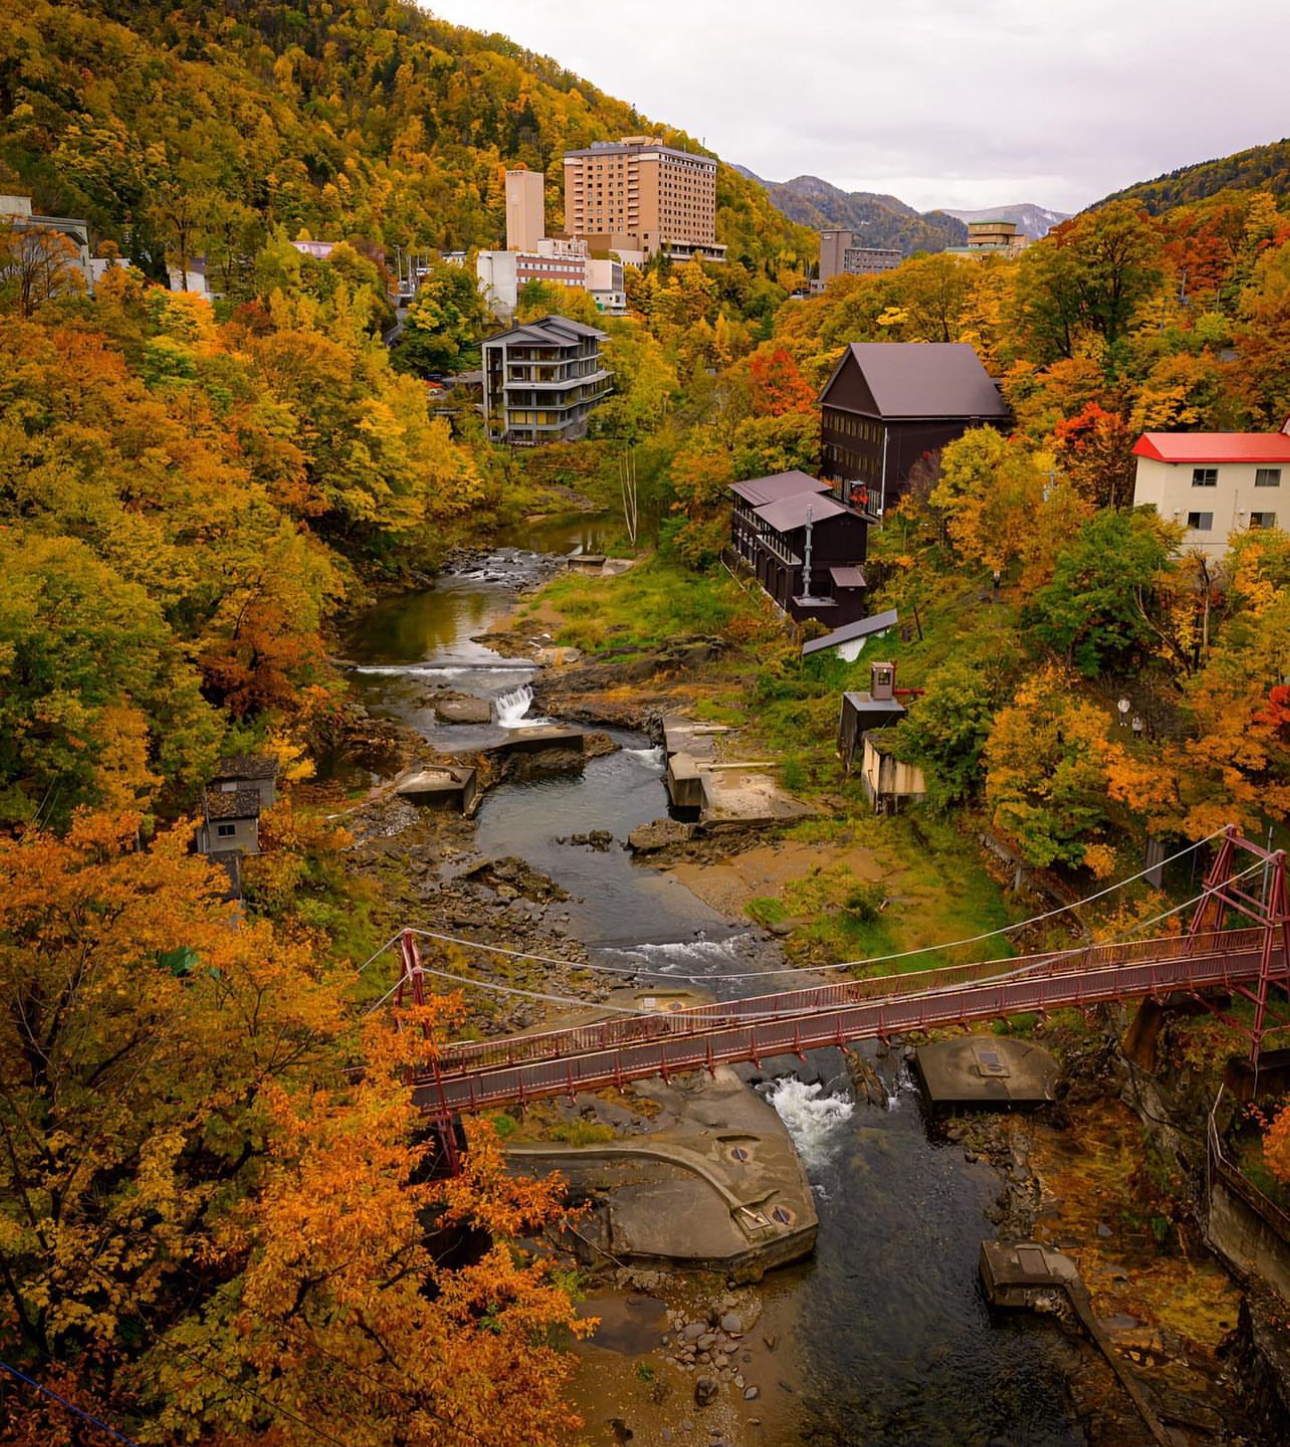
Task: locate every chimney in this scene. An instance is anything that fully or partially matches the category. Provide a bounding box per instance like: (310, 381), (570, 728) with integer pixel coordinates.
(870, 662), (895, 701)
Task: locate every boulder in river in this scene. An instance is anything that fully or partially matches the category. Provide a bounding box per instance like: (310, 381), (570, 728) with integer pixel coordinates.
(434, 694), (492, 724)
(628, 819), (694, 854)
(693, 1376), (719, 1408)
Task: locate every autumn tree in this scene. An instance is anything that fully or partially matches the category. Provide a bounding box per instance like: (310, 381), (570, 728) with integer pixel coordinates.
(0, 222), (84, 316)
(1022, 509), (1181, 677)
(983, 666), (1116, 872)
(395, 259), (489, 376)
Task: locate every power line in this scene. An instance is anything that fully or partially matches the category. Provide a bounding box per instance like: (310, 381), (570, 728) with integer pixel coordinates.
(0, 1359), (144, 1447)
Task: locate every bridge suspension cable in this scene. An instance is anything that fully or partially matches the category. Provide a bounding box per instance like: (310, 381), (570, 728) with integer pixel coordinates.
(383, 830), (1229, 987)
(362, 861), (1270, 1031)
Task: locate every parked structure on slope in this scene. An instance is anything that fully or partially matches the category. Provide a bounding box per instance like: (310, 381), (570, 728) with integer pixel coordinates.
(482, 314), (611, 444)
(563, 137), (726, 265)
(1132, 428), (1289, 559)
(728, 470), (869, 626)
(819, 342), (1009, 515)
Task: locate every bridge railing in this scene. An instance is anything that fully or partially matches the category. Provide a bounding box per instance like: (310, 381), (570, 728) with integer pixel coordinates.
(424, 927), (1270, 1083)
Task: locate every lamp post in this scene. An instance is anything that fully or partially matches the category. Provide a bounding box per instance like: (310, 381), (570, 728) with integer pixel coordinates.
(1117, 697), (1131, 728)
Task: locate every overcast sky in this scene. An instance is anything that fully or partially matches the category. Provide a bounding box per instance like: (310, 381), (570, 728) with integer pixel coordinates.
(425, 0), (1287, 214)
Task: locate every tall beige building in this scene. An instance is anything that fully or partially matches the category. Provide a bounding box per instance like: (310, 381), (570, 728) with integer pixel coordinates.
(505, 169), (546, 254)
(562, 137), (726, 263)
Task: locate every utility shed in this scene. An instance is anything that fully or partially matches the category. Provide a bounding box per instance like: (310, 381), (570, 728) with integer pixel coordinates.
(209, 755), (278, 810)
(197, 787), (262, 858)
(859, 734), (927, 813)
(837, 662), (906, 772)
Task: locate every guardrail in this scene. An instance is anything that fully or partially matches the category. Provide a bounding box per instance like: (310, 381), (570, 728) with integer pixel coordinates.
(1208, 1086), (1290, 1243)
(414, 929), (1280, 1115)
(429, 928), (1267, 1080)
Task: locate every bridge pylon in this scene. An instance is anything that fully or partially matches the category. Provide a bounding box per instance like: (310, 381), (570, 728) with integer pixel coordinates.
(1187, 828), (1290, 1069)
(396, 930), (462, 1176)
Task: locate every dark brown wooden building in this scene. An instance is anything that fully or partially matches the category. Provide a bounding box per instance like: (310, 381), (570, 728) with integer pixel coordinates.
(729, 470), (869, 627)
(819, 343), (1009, 515)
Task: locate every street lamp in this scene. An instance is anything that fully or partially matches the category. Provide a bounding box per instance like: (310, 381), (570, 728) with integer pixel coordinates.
(1117, 698), (1131, 728)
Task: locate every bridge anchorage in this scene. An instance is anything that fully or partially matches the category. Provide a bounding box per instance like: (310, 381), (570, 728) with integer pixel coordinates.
(383, 827), (1287, 1175)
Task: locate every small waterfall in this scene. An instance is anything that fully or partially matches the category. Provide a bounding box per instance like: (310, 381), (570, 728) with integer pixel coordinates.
(763, 1078), (855, 1172)
(495, 683), (547, 729)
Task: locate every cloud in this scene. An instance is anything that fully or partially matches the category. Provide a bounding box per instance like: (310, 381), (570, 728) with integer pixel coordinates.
(425, 0), (1289, 212)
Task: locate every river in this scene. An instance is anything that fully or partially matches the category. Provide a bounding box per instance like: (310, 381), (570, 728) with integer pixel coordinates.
(341, 520), (1086, 1446)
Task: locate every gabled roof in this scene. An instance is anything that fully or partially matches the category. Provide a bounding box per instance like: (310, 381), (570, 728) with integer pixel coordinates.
(821, 342), (1008, 420)
(205, 788), (261, 821)
(212, 754), (277, 782)
(753, 491), (853, 533)
(1132, 432), (1290, 465)
(729, 471), (830, 507)
(484, 314), (607, 348)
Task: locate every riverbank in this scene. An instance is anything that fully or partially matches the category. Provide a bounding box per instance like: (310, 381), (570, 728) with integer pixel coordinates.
(320, 528), (1274, 1446)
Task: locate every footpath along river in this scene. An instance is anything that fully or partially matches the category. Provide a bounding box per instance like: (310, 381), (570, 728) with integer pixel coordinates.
(340, 521), (1087, 1446)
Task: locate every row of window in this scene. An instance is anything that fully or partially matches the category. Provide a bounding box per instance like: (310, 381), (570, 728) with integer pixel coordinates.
(1193, 466), (1281, 487)
(831, 412), (883, 444)
(1187, 510), (1277, 530)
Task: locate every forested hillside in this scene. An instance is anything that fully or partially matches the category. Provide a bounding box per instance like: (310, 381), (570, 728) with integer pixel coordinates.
(737, 166), (967, 254)
(0, 0), (814, 291)
(1097, 136), (1290, 214)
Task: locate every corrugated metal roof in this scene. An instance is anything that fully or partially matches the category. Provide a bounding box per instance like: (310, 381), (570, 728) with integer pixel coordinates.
(801, 608), (899, 656)
(729, 471), (830, 506)
(1133, 432), (1290, 464)
(827, 342), (1008, 420)
(753, 492), (852, 532)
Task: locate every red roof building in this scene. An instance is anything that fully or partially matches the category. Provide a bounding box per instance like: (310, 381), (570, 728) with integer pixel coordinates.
(1131, 425), (1288, 559)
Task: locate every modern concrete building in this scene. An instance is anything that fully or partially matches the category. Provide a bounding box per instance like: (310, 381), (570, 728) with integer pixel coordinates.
(1132, 428), (1290, 559)
(505, 168), (546, 253)
(728, 470), (869, 626)
(819, 342), (1009, 515)
(563, 137), (726, 264)
(477, 237), (591, 318)
(482, 314), (610, 444)
(586, 255), (627, 315)
(816, 229), (903, 287)
(0, 192), (92, 293)
(946, 218), (1030, 259)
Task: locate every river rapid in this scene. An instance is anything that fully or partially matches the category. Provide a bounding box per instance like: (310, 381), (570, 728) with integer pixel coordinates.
(341, 520), (1086, 1447)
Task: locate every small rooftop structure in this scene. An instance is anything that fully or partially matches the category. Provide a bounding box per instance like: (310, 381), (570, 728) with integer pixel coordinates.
(728, 471), (830, 508)
(979, 1241), (1078, 1307)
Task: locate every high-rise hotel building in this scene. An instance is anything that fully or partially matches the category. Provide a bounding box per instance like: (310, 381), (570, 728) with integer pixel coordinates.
(562, 137), (726, 264)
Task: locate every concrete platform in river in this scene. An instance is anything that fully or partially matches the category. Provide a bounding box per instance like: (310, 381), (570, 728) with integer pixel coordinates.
(505, 1066), (817, 1282)
(493, 725), (586, 756)
(394, 764), (477, 813)
(914, 1034), (1058, 1107)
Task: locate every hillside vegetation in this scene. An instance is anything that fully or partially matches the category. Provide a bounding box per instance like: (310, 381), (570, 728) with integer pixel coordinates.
(0, 0), (814, 296)
(738, 166), (967, 254)
(1097, 136), (1290, 214)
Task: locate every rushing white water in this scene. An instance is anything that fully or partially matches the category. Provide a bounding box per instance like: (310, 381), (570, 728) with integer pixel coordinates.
(601, 936), (754, 976)
(495, 683), (550, 729)
(624, 745), (665, 767)
(763, 1077), (855, 1172)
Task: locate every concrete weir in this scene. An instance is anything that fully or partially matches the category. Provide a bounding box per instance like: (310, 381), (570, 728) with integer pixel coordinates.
(394, 764), (478, 813)
(914, 1034), (1059, 1108)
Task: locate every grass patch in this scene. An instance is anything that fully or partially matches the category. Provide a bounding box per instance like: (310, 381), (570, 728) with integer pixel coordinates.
(550, 1119), (618, 1147)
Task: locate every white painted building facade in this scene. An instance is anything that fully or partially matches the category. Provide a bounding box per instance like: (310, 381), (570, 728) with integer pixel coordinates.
(1131, 429), (1290, 560)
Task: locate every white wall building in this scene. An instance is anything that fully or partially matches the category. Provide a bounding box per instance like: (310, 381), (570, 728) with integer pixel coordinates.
(1132, 430), (1290, 560)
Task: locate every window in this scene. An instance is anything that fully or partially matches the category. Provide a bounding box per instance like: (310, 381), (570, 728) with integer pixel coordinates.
(1256, 468), (1282, 487)
(1250, 511), (1277, 528)
(1186, 511), (1213, 531)
(1192, 467), (1218, 487)
(216, 823), (237, 839)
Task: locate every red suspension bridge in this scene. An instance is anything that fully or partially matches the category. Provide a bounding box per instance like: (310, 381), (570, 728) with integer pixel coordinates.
(387, 829), (1288, 1131)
